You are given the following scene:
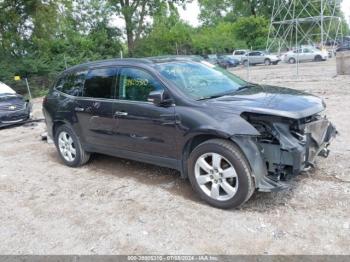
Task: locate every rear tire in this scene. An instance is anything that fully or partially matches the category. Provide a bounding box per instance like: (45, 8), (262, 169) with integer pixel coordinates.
(54, 124), (90, 167)
(188, 139), (255, 209)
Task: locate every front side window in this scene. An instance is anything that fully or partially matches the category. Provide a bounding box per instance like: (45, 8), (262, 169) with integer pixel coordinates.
(118, 68), (164, 101)
(84, 68), (115, 99)
(155, 61), (247, 100)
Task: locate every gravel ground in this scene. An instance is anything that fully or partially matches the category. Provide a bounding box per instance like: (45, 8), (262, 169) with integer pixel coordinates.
(0, 59), (349, 255)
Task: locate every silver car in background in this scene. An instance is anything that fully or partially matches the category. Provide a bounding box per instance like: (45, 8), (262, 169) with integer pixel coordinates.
(232, 50), (248, 62)
(241, 51), (281, 66)
(283, 47), (328, 64)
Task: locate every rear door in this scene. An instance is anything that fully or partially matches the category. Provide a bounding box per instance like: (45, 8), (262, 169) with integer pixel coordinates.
(75, 67), (117, 147)
(111, 67), (177, 159)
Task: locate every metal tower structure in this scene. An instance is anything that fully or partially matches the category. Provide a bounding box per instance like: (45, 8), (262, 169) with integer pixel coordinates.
(266, 0), (343, 52)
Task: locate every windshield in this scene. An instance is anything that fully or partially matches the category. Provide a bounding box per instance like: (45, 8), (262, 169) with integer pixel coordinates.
(155, 61), (247, 100)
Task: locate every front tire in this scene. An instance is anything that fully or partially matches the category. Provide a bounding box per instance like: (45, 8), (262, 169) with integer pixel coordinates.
(288, 57), (296, 64)
(264, 58), (271, 66)
(188, 139), (255, 209)
(54, 124), (90, 167)
(314, 55), (322, 62)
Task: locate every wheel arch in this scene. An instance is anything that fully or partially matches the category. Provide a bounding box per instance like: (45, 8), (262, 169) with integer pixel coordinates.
(52, 120), (70, 138)
(181, 132), (269, 190)
(181, 132), (229, 179)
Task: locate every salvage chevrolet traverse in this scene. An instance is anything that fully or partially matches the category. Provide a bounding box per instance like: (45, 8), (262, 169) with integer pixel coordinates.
(43, 57), (336, 209)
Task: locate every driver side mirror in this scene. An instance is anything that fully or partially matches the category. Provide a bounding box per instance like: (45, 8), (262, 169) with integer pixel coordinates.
(147, 90), (173, 107)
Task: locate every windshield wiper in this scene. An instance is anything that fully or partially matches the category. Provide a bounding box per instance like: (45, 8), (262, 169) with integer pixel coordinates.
(235, 83), (256, 92)
(196, 84), (256, 101)
(197, 94), (226, 101)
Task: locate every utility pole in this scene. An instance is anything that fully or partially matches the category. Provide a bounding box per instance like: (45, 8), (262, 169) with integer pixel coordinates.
(63, 54), (68, 70)
(25, 78), (32, 100)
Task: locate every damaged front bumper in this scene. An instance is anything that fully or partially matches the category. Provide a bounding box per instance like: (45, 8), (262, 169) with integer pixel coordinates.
(263, 117), (337, 177)
(232, 116), (337, 192)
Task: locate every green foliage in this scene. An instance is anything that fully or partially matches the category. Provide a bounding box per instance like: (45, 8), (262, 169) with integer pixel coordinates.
(233, 16), (269, 50)
(0, 0), (123, 96)
(109, 0), (189, 56)
(134, 8), (193, 56)
(192, 22), (247, 54)
(0, 0), (348, 97)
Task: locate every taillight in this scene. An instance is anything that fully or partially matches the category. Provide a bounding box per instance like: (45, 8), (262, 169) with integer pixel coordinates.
(43, 96), (48, 105)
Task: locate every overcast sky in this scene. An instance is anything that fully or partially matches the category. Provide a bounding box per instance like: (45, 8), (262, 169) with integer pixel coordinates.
(342, 0), (350, 25)
(178, 0), (350, 27)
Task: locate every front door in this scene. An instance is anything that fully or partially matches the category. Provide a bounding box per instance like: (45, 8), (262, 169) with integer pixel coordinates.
(302, 48), (314, 61)
(112, 67), (177, 159)
(75, 67), (117, 147)
(248, 52), (263, 64)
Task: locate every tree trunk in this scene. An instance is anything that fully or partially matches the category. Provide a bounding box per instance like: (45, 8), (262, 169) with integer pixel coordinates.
(126, 23), (134, 57)
(249, 0), (257, 16)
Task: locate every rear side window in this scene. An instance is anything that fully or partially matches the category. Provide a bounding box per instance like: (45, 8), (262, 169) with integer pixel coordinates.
(55, 70), (87, 96)
(83, 68), (115, 99)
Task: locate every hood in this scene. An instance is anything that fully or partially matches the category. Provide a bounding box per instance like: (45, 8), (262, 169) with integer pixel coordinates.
(206, 85), (325, 119)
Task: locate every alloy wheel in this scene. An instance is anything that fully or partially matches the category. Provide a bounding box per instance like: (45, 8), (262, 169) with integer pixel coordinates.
(58, 131), (76, 162)
(194, 153), (239, 201)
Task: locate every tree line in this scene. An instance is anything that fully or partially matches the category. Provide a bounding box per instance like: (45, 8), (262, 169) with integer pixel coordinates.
(0, 0), (348, 96)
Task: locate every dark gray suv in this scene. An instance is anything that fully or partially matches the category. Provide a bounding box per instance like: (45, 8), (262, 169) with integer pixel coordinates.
(43, 57), (336, 209)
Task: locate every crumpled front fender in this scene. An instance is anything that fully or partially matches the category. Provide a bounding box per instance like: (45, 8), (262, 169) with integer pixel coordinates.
(230, 135), (287, 192)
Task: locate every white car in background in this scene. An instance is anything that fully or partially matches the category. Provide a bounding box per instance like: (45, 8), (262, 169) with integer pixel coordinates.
(232, 50), (248, 62)
(283, 47), (328, 63)
(241, 51), (281, 66)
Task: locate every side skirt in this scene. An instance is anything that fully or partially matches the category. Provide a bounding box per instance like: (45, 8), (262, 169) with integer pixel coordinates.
(84, 144), (182, 172)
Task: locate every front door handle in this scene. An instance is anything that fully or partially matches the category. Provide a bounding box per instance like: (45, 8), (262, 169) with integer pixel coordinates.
(114, 111), (128, 116)
(75, 107), (85, 112)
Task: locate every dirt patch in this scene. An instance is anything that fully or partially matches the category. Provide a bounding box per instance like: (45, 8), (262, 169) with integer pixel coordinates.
(0, 59), (349, 254)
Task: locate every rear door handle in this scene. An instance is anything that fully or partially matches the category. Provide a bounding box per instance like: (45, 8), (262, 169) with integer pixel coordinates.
(114, 111), (128, 116)
(75, 107), (85, 112)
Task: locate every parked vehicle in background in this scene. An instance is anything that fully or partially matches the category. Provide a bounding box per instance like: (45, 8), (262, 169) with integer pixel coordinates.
(217, 55), (240, 68)
(324, 39), (338, 46)
(202, 54), (218, 65)
(0, 81), (31, 128)
(242, 51), (280, 66)
(43, 56), (336, 209)
(336, 42), (350, 53)
(232, 50), (248, 62)
(283, 47), (328, 64)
